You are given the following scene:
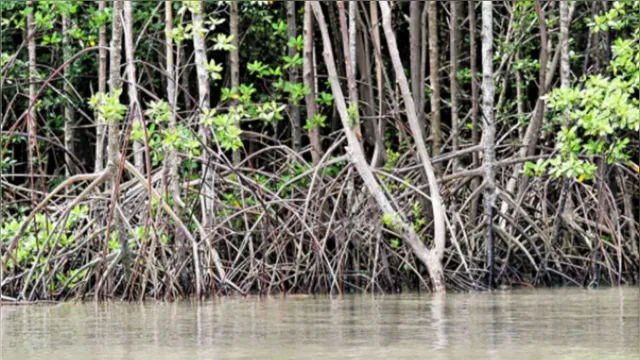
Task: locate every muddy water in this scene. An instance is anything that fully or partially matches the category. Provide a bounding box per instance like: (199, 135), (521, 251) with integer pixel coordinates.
(1, 288), (638, 359)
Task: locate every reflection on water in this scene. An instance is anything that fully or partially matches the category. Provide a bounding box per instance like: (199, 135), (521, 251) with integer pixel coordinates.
(1, 288), (638, 359)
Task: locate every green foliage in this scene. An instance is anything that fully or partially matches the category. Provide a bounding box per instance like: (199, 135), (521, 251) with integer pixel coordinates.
(525, 18), (639, 181)
(320, 156), (347, 178)
(271, 19), (287, 35)
(315, 92), (334, 107)
(256, 101), (286, 124)
(247, 60), (270, 78)
(144, 100), (172, 124)
(41, 32), (61, 47)
(169, 24), (193, 44)
(1, 205), (88, 269)
(200, 108), (244, 151)
(136, 100), (201, 165)
(1, 147), (18, 171)
(384, 149), (400, 172)
(56, 268), (87, 289)
(410, 202), (425, 233)
(304, 114), (327, 131)
(282, 53), (302, 69)
(181, 1), (202, 15)
(88, 89), (127, 124)
(590, 1), (638, 33)
(281, 82), (309, 104)
(347, 103), (359, 128)
(381, 213), (401, 232)
(287, 35), (303, 51)
(212, 33), (236, 51)
(205, 59), (224, 81)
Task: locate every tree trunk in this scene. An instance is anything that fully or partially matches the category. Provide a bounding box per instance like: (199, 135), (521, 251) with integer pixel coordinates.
(124, 0), (144, 172)
(356, 15), (376, 149)
(481, 0), (496, 289)
(560, 0), (570, 88)
(499, 1), (572, 225)
(108, 0), (123, 168)
(337, 1), (361, 144)
(379, 1), (447, 292)
(286, 2), (301, 152)
(102, 0), (127, 298)
(551, 0), (573, 252)
(230, 2), (241, 164)
(95, 0), (107, 173)
(449, 0), (459, 167)
(190, 1), (211, 298)
(468, 1), (480, 224)
(532, 0), (548, 152)
(62, 14), (74, 176)
(303, 2), (322, 163)
(410, 1), (425, 134)
(421, 3), (427, 125)
(326, 2), (345, 82)
(427, 0), (441, 158)
(313, 1), (445, 292)
(164, 0), (181, 206)
(515, 52), (525, 139)
(369, 0), (386, 168)
(26, 1), (37, 206)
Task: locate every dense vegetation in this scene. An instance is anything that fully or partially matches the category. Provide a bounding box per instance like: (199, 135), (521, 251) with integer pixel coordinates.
(1, 1), (638, 301)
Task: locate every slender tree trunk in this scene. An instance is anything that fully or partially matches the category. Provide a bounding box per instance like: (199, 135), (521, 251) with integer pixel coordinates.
(26, 1), (37, 207)
(303, 2), (322, 163)
(191, 1), (211, 298)
(502, 0), (549, 209)
(62, 14), (74, 176)
(481, 0), (496, 289)
(421, 3), (428, 124)
(369, 0), (386, 168)
(337, 1), (361, 233)
(337, 1), (361, 144)
(192, 2), (212, 218)
(350, 1), (365, 147)
(124, 0), (144, 172)
(532, 0), (548, 150)
(286, 2), (301, 152)
(560, 0), (570, 89)
(379, 1), (447, 292)
(427, 0), (441, 158)
(164, 0), (180, 205)
(96, 1), (107, 173)
(230, 1), (241, 164)
(551, 0), (573, 250)
(312, 1), (445, 292)
(468, 0), (479, 162)
(107, 0), (123, 168)
(349, 1), (357, 73)
(515, 52), (525, 139)
(499, 1), (572, 225)
(410, 1), (425, 134)
(602, 1), (611, 65)
(181, 56), (191, 111)
(356, 15), (375, 149)
(449, 0), (459, 167)
(326, 2), (345, 82)
(102, 0), (127, 298)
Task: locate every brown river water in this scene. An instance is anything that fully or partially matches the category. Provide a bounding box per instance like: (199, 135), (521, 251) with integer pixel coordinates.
(1, 287), (638, 359)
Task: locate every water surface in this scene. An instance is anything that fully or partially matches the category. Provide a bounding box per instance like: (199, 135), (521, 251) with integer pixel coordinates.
(2, 287), (639, 359)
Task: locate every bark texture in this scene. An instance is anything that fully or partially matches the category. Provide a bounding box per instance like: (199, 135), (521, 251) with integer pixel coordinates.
(481, 0), (496, 288)
(303, 2), (322, 163)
